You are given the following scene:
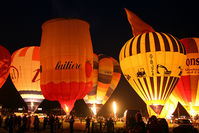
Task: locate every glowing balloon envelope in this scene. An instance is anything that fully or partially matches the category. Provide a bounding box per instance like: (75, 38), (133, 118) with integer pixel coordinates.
(172, 38), (199, 116)
(0, 45), (11, 88)
(10, 46), (44, 112)
(119, 32), (186, 115)
(40, 18), (93, 113)
(84, 54), (121, 114)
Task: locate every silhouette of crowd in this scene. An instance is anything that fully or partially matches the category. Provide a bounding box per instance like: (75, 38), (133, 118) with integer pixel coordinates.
(0, 113), (64, 133)
(0, 113), (42, 133)
(0, 112), (199, 133)
(127, 112), (198, 133)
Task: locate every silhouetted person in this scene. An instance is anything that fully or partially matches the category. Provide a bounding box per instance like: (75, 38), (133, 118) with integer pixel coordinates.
(146, 115), (162, 133)
(34, 115), (39, 132)
(55, 116), (60, 131)
(0, 114), (2, 128)
(8, 114), (14, 133)
(128, 114), (136, 132)
(85, 116), (91, 133)
(27, 115), (31, 132)
(69, 115), (75, 133)
(17, 115), (21, 129)
(4, 114), (9, 130)
(22, 114), (27, 132)
(99, 119), (103, 132)
(13, 114), (17, 129)
(104, 118), (108, 130)
(49, 114), (55, 133)
(158, 118), (169, 133)
(107, 117), (114, 133)
(132, 112), (146, 133)
(91, 119), (95, 133)
(43, 117), (48, 130)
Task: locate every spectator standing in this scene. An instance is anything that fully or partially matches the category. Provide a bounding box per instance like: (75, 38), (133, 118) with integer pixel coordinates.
(22, 114), (27, 132)
(26, 115), (31, 132)
(17, 115), (21, 130)
(34, 115), (40, 132)
(13, 114), (17, 130)
(146, 115), (162, 133)
(49, 114), (55, 133)
(69, 115), (75, 133)
(132, 112), (146, 133)
(30, 115), (35, 129)
(0, 114), (3, 128)
(158, 118), (169, 133)
(107, 117), (114, 133)
(85, 116), (91, 133)
(129, 114), (136, 132)
(8, 114), (14, 133)
(4, 114), (9, 130)
(43, 116), (48, 130)
(91, 119), (95, 133)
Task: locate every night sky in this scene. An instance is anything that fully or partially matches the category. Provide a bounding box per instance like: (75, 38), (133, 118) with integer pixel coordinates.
(0, 0), (198, 116)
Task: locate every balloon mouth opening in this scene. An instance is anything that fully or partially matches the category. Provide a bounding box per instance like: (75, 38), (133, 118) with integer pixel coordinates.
(150, 105), (164, 115)
(27, 102), (39, 113)
(64, 104), (69, 113)
(60, 100), (75, 114)
(87, 103), (103, 115)
(91, 103), (96, 116)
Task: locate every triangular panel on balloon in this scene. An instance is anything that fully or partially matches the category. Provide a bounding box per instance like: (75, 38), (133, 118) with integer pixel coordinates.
(150, 105), (164, 115)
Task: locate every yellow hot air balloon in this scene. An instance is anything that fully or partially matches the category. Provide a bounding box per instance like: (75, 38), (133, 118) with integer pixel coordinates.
(119, 32), (186, 115)
(84, 54), (121, 114)
(10, 46), (44, 112)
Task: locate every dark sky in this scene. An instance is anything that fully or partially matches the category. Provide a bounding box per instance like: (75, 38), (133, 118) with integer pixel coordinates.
(0, 0), (198, 116)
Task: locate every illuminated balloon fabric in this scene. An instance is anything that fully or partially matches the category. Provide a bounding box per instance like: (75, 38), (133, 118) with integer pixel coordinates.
(0, 45), (11, 88)
(84, 54), (121, 113)
(172, 38), (199, 115)
(119, 32), (186, 115)
(147, 94), (178, 118)
(40, 18), (93, 113)
(10, 46), (44, 112)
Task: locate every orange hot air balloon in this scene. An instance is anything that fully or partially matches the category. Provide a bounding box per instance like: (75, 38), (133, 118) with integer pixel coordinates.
(172, 38), (199, 116)
(10, 46), (44, 112)
(40, 18), (93, 113)
(0, 45), (11, 88)
(84, 54), (121, 114)
(119, 32), (186, 115)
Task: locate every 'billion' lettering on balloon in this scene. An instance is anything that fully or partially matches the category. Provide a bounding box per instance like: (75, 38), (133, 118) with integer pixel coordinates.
(55, 61), (81, 70)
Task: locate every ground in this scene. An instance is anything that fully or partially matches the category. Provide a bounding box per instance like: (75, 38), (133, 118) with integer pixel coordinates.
(0, 120), (199, 133)
(0, 121), (125, 133)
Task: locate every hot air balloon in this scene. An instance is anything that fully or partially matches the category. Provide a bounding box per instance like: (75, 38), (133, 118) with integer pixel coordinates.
(119, 32), (186, 115)
(172, 38), (199, 116)
(84, 54), (121, 115)
(0, 45), (11, 88)
(10, 46), (44, 112)
(40, 18), (93, 113)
